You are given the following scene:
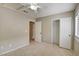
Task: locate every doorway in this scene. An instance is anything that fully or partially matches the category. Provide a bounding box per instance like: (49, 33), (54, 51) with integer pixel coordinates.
(29, 21), (35, 42)
(53, 20), (60, 45)
(52, 17), (72, 49)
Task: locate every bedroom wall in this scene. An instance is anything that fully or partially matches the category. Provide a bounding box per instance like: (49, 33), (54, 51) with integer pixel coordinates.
(0, 7), (35, 55)
(42, 17), (51, 43)
(37, 11), (74, 44)
(36, 16), (51, 43)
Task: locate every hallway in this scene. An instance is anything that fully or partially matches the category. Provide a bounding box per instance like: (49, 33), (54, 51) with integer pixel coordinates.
(2, 41), (74, 56)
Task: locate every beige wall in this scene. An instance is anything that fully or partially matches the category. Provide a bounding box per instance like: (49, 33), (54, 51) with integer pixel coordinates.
(42, 17), (51, 43)
(0, 7), (35, 55)
(37, 16), (51, 43)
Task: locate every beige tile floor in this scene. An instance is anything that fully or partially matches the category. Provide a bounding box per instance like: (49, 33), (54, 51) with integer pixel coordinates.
(2, 41), (75, 56)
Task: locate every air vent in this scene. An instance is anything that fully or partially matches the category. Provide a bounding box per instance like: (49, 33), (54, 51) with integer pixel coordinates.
(23, 10), (28, 13)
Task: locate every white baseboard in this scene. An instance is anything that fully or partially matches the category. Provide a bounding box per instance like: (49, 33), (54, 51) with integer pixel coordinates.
(0, 44), (29, 55)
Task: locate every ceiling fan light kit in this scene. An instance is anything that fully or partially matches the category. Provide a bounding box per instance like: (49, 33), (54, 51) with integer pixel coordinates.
(30, 3), (40, 11)
(20, 3), (41, 12)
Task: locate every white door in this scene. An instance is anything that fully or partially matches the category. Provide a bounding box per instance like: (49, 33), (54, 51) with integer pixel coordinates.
(35, 21), (42, 42)
(60, 17), (72, 49)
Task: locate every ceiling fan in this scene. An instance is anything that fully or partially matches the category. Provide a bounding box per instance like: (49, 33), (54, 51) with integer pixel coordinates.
(20, 3), (41, 13)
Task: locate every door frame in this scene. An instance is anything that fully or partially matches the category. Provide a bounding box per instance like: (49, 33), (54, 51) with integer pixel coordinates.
(51, 17), (73, 49)
(52, 20), (60, 45)
(51, 19), (60, 44)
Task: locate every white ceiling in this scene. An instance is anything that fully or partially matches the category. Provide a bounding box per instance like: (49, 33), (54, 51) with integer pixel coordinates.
(37, 3), (77, 18)
(0, 3), (77, 18)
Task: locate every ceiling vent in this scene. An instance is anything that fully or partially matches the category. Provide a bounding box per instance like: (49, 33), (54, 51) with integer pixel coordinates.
(23, 10), (28, 13)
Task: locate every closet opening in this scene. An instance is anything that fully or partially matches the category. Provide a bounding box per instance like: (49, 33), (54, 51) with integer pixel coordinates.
(53, 20), (60, 46)
(29, 21), (35, 42)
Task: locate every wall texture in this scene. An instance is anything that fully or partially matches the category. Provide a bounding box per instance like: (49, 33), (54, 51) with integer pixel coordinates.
(0, 7), (34, 55)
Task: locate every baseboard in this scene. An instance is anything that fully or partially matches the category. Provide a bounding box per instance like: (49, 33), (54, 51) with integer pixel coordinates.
(0, 44), (28, 55)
